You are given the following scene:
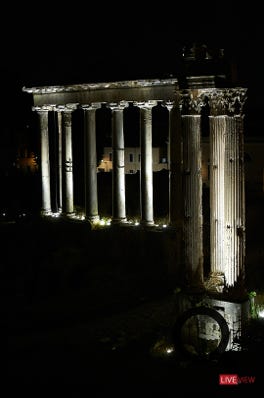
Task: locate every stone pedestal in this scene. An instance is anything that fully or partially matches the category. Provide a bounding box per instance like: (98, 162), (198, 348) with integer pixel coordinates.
(173, 290), (250, 354)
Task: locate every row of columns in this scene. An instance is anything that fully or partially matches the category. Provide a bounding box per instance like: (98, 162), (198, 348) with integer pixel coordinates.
(34, 100), (168, 226)
(33, 88), (247, 291)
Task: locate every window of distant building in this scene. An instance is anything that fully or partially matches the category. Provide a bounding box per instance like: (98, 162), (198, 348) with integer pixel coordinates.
(129, 153), (134, 162)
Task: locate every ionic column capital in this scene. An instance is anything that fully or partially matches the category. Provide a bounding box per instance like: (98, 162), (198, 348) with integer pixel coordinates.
(54, 103), (79, 113)
(54, 105), (64, 113)
(32, 105), (53, 113)
(133, 100), (157, 109)
(65, 103), (79, 112)
(81, 102), (102, 111)
(107, 101), (129, 111)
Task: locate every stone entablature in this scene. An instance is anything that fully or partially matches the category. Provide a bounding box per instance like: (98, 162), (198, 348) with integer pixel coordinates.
(23, 78), (179, 107)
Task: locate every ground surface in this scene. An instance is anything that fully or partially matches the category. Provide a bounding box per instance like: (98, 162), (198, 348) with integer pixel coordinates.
(4, 217), (264, 395)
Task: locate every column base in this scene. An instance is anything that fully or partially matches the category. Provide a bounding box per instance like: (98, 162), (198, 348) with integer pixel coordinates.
(65, 212), (76, 217)
(204, 271), (225, 293)
(111, 217), (127, 224)
(86, 215), (100, 222)
(140, 220), (155, 227)
(41, 209), (52, 216)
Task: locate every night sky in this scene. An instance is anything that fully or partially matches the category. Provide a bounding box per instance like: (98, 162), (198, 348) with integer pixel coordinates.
(1, 2), (264, 136)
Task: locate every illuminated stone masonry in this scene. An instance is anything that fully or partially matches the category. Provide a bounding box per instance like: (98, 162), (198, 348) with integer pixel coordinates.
(24, 78), (247, 294)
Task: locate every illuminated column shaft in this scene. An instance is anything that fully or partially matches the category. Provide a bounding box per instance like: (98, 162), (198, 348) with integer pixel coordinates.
(49, 109), (59, 213)
(182, 115), (203, 287)
(111, 103), (127, 223)
(83, 105), (100, 221)
(166, 100), (182, 227)
(61, 107), (75, 214)
(207, 88), (247, 291)
(139, 102), (156, 225)
(36, 108), (51, 214)
(57, 110), (63, 210)
(224, 116), (245, 287)
(209, 116), (226, 279)
(236, 116), (246, 286)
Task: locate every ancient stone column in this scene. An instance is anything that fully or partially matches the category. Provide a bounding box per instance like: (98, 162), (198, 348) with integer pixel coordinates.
(49, 107), (59, 213)
(82, 103), (100, 221)
(235, 114), (246, 289)
(206, 88), (247, 292)
(137, 101), (157, 226)
(56, 107), (63, 211)
(165, 99), (182, 227)
(180, 92), (204, 289)
(33, 106), (52, 215)
(61, 104), (78, 215)
(163, 99), (183, 275)
(109, 101), (128, 223)
(208, 114), (226, 290)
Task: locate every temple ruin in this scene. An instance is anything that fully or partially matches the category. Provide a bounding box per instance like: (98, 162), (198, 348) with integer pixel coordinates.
(23, 72), (249, 354)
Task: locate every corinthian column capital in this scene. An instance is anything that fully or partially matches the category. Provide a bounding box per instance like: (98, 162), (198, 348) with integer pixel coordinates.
(202, 88), (248, 116)
(179, 90), (205, 115)
(164, 100), (176, 111)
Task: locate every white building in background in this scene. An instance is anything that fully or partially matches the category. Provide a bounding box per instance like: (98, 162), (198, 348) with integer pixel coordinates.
(97, 146), (168, 174)
(98, 139), (264, 194)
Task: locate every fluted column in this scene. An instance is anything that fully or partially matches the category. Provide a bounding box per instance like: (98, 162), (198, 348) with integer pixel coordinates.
(224, 115), (246, 288)
(109, 101), (128, 223)
(136, 100), (157, 226)
(61, 104), (78, 215)
(206, 88), (247, 292)
(208, 115), (226, 289)
(236, 115), (246, 288)
(82, 103), (101, 221)
(180, 92), (204, 289)
(33, 105), (52, 215)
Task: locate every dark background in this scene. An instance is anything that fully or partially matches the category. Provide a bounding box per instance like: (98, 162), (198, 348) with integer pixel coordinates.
(1, 2), (264, 131)
(4, 3), (264, 392)
(1, 1), (263, 217)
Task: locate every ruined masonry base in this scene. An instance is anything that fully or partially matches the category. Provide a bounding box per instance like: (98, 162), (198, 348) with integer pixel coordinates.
(174, 291), (250, 352)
